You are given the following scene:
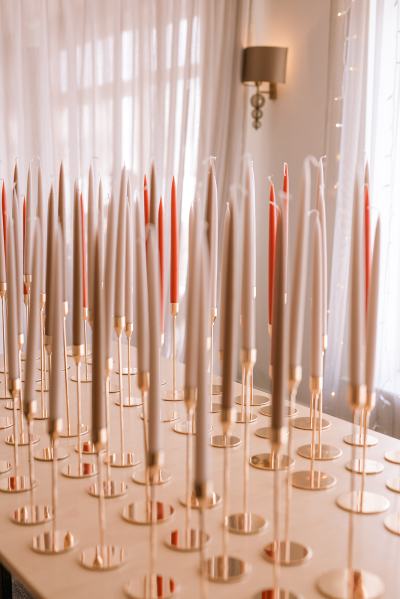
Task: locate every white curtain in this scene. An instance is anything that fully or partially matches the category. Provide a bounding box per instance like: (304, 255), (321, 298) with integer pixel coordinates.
(0, 0), (249, 353)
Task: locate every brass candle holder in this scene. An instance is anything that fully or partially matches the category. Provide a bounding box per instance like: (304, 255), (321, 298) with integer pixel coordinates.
(108, 317), (140, 467)
(0, 379), (32, 493)
(346, 397), (383, 476)
(62, 347), (96, 479)
(80, 445), (125, 570)
(227, 350), (266, 535)
(317, 390), (385, 598)
(34, 295), (49, 420)
(162, 303), (184, 402)
(114, 323), (142, 407)
(32, 433), (77, 554)
(124, 455), (179, 599)
(206, 412), (247, 583)
(88, 360), (128, 498)
(292, 377), (336, 490)
(70, 308), (92, 383)
(343, 406), (377, 448)
(59, 302), (74, 437)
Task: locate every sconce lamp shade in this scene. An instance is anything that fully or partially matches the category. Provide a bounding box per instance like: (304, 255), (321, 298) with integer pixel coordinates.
(241, 46), (288, 85)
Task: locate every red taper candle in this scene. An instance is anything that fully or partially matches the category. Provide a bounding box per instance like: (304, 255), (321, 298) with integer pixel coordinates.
(170, 177), (179, 305)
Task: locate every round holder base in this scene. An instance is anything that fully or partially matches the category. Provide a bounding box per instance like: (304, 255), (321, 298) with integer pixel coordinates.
(210, 434), (241, 448)
(212, 383), (222, 396)
(235, 411), (257, 424)
(250, 453), (293, 472)
(107, 451), (141, 468)
(206, 555), (247, 583)
(0, 416), (12, 429)
(76, 440), (97, 455)
(293, 416), (331, 431)
(226, 512), (266, 535)
(4, 400), (21, 410)
(88, 479), (128, 499)
(336, 490), (390, 514)
(61, 462), (98, 479)
(235, 394), (271, 407)
(384, 512), (400, 535)
(316, 567), (384, 599)
(172, 421), (212, 435)
(262, 540), (311, 566)
(80, 545), (125, 571)
(297, 444), (342, 461)
(253, 589), (300, 599)
(59, 423), (89, 438)
(386, 478), (400, 493)
(209, 402), (222, 413)
(10, 504), (53, 525)
(32, 529), (77, 554)
(70, 375), (92, 383)
(122, 500), (174, 525)
(343, 433), (378, 447)
(140, 410), (179, 423)
(115, 396), (143, 407)
(291, 470), (336, 491)
(33, 409), (49, 421)
(132, 468), (171, 486)
(0, 460), (12, 474)
(259, 404), (298, 418)
(165, 528), (209, 552)
(254, 427), (288, 441)
(179, 491), (221, 510)
(116, 367), (137, 376)
(385, 450), (400, 465)
(34, 446), (70, 462)
(162, 389), (184, 401)
(35, 387), (49, 394)
(124, 574), (179, 599)
(345, 459), (384, 475)
(0, 475), (34, 493)
(5, 433), (40, 447)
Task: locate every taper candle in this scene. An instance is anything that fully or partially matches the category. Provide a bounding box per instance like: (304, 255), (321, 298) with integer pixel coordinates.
(289, 160), (311, 377)
(23, 198), (26, 283)
(158, 197), (164, 337)
(170, 177), (179, 305)
(271, 210), (287, 444)
(349, 178), (365, 394)
(219, 203), (231, 356)
(13, 162), (19, 198)
(0, 195), (5, 286)
(73, 183), (84, 349)
(310, 214), (323, 379)
(114, 167), (127, 321)
(6, 220), (18, 386)
(206, 163), (218, 316)
(146, 226), (162, 462)
(317, 158), (328, 350)
(2, 181), (6, 254)
(268, 180), (277, 328)
(48, 230), (64, 436)
(24, 167), (33, 280)
(104, 194), (117, 364)
(36, 166), (47, 294)
(144, 175), (150, 227)
(98, 180), (104, 282)
(283, 162), (289, 299)
(58, 162), (67, 302)
(80, 193), (88, 311)
(24, 222), (41, 418)
(366, 219), (380, 404)
(149, 163), (157, 226)
(195, 241), (210, 489)
(88, 164), (97, 321)
(45, 187), (55, 343)
(185, 201), (201, 391)
(13, 190), (24, 340)
(92, 235), (106, 447)
(221, 197), (240, 419)
(135, 199), (150, 375)
(364, 162), (370, 314)
(242, 163), (256, 351)
(249, 160), (256, 298)
(125, 193), (133, 326)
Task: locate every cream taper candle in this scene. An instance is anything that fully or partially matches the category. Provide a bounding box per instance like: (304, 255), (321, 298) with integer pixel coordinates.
(58, 162), (67, 303)
(317, 158), (328, 350)
(45, 187), (55, 345)
(135, 199), (149, 377)
(92, 234), (106, 448)
(218, 203), (230, 357)
(310, 214), (323, 379)
(184, 201), (201, 392)
(104, 194), (117, 365)
(6, 220), (18, 387)
(125, 191), (133, 326)
(114, 167), (127, 324)
(72, 183), (84, 350)
(13, 190), (24, 341)
(87, 164), (97, 322)
(206, 162), (218, 317)
(366, 219), (380, 407)
(36, 166), (47, 295)
(242, 162), (256, 352)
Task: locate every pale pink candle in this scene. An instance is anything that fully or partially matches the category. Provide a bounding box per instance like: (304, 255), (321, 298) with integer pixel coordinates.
(206, 163), (218, 316)
(316, 158), (328, 350)
(242, 161), (256, 351)
(310, 214), (323, 378)
(185, 201), (201, 390)
(135, 199), (150, 375)
(366, 219), (380, 405)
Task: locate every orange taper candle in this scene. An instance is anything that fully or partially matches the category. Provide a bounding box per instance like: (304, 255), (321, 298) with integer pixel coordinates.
(170, 177), (179, 305)
(80, 193), (88, 311)
(144, 174), (150, 228)
(268, 180), (277, 330)
(158, 197), (164, 339)
(364, 162), (370, 314)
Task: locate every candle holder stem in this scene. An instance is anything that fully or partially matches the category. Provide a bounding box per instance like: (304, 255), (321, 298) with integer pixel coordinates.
(118, 333), (125, 458)
(222, 439), (230, 557)
(273, 458), (281, 593)
(13, 388), (19, 474)
(63, 316), (71, 436)
(83, 319), (88, 380)
(199, 505), (207, 599)
(172, 313), (176, 401)
(51, 436), (58, 551)
(39, 306), (45, 417)
(28, 419), (35, 509)
(127, 332), (132, 402)
(185, 407), (194, 532)
(97, 450), (106, 559)
(149, 481), (157, 595)
(360, 409), (370, 506)
(18, 349), (24, 437)
(105, 375), (111, 481)
(284, 387), (296, 548)
(77, 362), (82, 469)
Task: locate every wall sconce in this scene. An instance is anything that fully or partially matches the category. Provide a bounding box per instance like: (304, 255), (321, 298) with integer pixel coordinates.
(241, 46), (288, 129)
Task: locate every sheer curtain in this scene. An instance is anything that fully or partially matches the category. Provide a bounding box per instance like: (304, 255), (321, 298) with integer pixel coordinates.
(0, 0), (249, 353)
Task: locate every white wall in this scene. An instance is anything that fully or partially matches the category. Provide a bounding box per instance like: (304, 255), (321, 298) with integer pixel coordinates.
(245, 0), (331, 398)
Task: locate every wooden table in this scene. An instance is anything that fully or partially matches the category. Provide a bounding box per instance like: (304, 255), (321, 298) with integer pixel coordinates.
(0, 350), (399, 598)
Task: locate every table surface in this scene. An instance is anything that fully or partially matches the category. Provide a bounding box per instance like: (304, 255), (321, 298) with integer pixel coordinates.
(0, 347), (399, 599)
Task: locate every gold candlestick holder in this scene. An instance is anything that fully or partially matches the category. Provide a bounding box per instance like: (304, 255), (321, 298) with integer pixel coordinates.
(88, 366), (128, 498)
(346, 405), (383, 475)
(11, 415), (52, 525)
(162, 304), (184, 402)
(206, 417), (247, 583)
(70, 309), (92, 383)
(5, 353), (40, 447)
(0, 379), (32, 493)
(262, 373), (311, 567)
(256, 441), (301, 599)
(62, 352), (96, 479)
(343, 405), (377, 447)
(292, 379), (336, 491)
(34, 298), (49, 420)
(108, 320), (140, 468)
(293, 383), (330, 431)
(59, 304), (73, 436)
(81, 447), (125, 570)
(209, 313), (222, 413)
(227, 355), (266, 535)
(317, 403), (385, 598)
(124, 463), (179, 598)
(115, 324), (142, 407)
(32, 434), (77, 554)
